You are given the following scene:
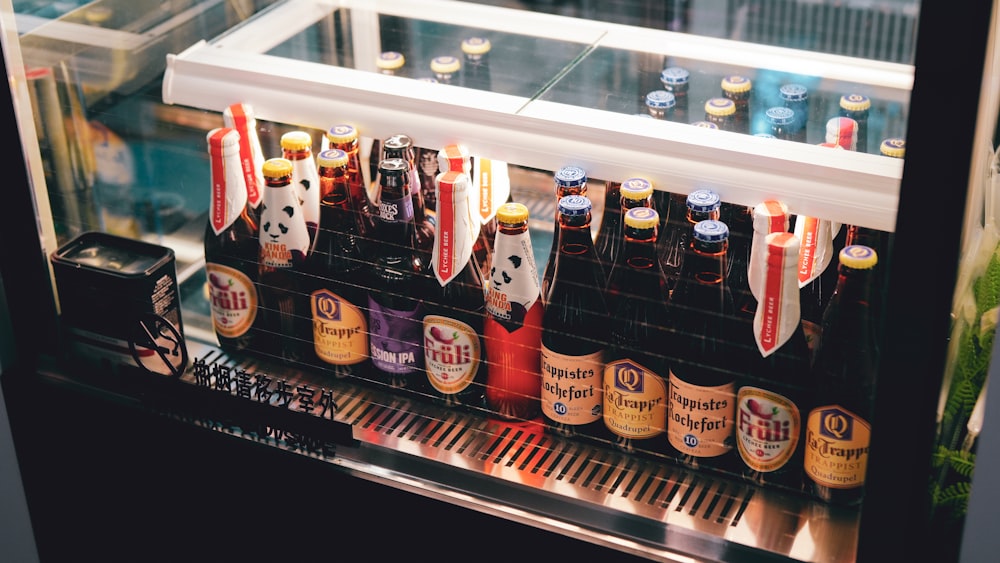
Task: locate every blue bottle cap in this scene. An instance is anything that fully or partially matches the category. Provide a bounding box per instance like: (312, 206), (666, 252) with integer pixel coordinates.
(645, 90), (676, 110)
(687, 189), (721, 213)
(558, 194), (592, 216)
(660, 66), (690, 86)
(765, 106), (795, 126)
(779, 83), (808, 102)
(555, 166), (588, 188)
(694, 219), (729, 242)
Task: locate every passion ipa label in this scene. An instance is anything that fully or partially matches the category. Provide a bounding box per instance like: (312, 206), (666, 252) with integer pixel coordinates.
(311, 288), (367, 365)
(206, 263), (257, 338)
(368, 297), (423, 374)
(668, 373), (735, 457)
(736, 386), (800, 472)
(423, 315), (480, 394)
(603, 359), (667, 439)
(804, 405), (871, 489)
(541, 347), (604, 425)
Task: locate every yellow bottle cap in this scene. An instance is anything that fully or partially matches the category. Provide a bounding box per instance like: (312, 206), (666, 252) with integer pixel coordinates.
(461, 37), (492, 56)
(496, 202), (529, 224)
(325, 124), (358, 145)
(721, 75), (752, 94)
(705, 98), (736, 117)
(262, 158), (294, 179)
(620, 177), (654, 201)
(840, 93), (872, 112)
(431, 55), (461, 75)
(624, 207), (659, 230)
(280, 130), (313, 151)
(317, 149), (349, 168)
(376, 51), (405, 71)
(880, 138), (906, 158)
(839, 245), (878, 269)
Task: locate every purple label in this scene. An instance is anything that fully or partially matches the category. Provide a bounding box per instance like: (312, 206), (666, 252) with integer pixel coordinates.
(377, 195), (414, 224)
(368, 296), (424, 374)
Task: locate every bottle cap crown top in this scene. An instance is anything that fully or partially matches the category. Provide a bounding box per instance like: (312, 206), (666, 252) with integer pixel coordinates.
(694, 219), (729, 242)
(280, 131), (312, 151)
(376, 51), (405, 71)
(839, 245), (878, 269)
(779, 83), (808, 102)
(880, 138), (906, 158)
(660, 66), (690, 86)
(325, 124), (358, 144)
(554, 166), (587, 188)
(691, 121), (720, 129)
(262, 158), (294, 179)
(317, 149), (349, 168)
(840, 93), (872, 112)
(558, 194), (592, 216)
(687, 189), (721, 212)
(624, 207), (659, 230)
(705, 97), (736, 116)
(721, 75), (753, 93)
(621, 177), (654, 200)
(765, 106), (795, 125)
(378, 158), (409, 175)
(645, 90), (676, 109)
(461, 37), (492, 55)
(497, 202), (529, 224)
(384, 134), (414, 151)
(431, 55), (461, 74)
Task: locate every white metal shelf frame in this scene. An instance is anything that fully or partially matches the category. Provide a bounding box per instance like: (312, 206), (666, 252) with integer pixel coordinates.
(162, 0), (911, 232)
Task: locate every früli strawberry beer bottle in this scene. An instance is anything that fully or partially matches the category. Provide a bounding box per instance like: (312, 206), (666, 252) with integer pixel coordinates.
(204, 127), (260, 355)
(484, 202), (544, 421)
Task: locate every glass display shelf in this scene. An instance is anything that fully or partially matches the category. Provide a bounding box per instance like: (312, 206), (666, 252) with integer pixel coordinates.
(162, 0), (909, 232)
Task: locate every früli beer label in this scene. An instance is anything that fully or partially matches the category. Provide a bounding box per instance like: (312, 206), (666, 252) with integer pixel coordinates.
(736, 386), (800, 473)
(206, 263), (257, 338)
(423, 315), (480, 394)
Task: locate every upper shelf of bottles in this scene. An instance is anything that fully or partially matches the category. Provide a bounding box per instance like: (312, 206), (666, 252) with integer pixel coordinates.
(161, 0), (911, 232)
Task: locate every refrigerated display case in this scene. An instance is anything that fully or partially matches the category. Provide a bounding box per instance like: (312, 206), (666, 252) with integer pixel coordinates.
(1, 0), (997, 561)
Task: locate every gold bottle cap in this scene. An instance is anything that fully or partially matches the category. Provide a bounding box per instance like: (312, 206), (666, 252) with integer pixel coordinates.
(262, 158), (294, 179)
(839, 245), (878, 269)
(705, 97), (736, 117)
(840, 93), (872, 112)
(620, 177), (654, 201)
(880, 137), (906, 158)
(721, 75), (752, 94)
(376, 51), (405, 71)
(461, 37), (492, 56)
(317, 149), (349, 168)
(624, 207), (659, 230)
(280, 130), (313, 151)
(496, 202), (529, 224)
(325, 124), (358, 144)
(431, 55), (461, 75)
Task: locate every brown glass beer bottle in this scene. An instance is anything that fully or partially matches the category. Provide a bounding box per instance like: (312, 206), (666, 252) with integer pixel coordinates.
(541, 166), (589, 299)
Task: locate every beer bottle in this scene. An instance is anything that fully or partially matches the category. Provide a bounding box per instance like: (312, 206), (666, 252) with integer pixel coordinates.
(704, 97), (738, 133)
(383, 134), (434, 256)
(659, 189), (722, 290)
(737, 231), (811, 489)
(795, 214), (847, 361)
(804, 245), (879, 506)
(779, 84), (809, 142)
(367, 158), (429, 390)
(541, 195), (611, 440)
(542, 166), (588, 300)
(596, 177), (655, 289)
(839, 94), (871, 153)
(280, 131), (321, 250)
(438, 144), (489, 281)
(258, 157), (310, 362)
(484, 202), (544, 421)
(424, 170), (487, 409)
(222, 103), (264, 219)
(593, 179), (622, 284)
(204, 127), (261, 355)
(764, 107), (798, 142)
(430, 55), (461, 85)
(644, 90), (676, 121)
(460, 36), (492, 91)
(603, 207), (671, 456)
(665, 219), (739, 473)
(325, 124), (375, 240)
(825, 117), (858, 151)
(722, 200), (755, 314)
(376, 51), (406, 76)
(721, 75), (752, 134)
(659, 66), (690, 123)
(306, 149), (371, 379)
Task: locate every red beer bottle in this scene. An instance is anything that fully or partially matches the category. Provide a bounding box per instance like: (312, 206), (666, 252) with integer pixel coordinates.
(204, 127), (261, 355)
(484, 202), (544, 421)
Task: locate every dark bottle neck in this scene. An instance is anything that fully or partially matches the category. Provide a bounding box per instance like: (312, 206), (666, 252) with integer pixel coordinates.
(553, 213), (602, 284)
(825, 265), (875, 323)
(673, 236), (731, 312)
(608, 225), (665, 304)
